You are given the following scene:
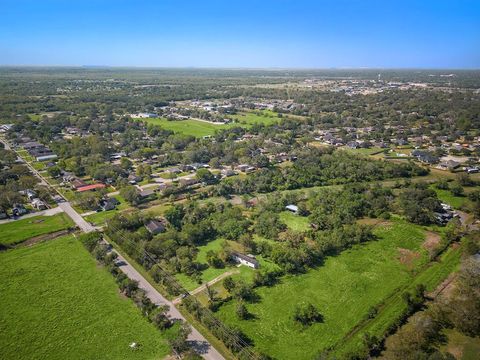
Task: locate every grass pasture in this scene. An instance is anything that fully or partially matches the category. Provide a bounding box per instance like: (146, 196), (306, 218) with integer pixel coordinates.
(134, 117), (238, 137)
(0, 235), (170, 360)
(279, 211), (311, 232)
(229, 110), (280, 126)
(213, 220), (459, 359)
(431, 186), (469, 209)
(0, 212), (73, 246)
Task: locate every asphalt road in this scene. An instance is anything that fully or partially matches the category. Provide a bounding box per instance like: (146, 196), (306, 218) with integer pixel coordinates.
(4, 137), (224, 360)
(113, 250), (225, 360)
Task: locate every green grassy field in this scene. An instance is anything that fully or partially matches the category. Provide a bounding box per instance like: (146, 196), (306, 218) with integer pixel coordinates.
(431, 186), (469, 209)
(229, 110), (280, 125)
(340, 147), (386, 156)
(0, 236), (171, 360)
(176, 238), (234, 291)
(214, 220), (458, 359)
(440, 329), (480, 360)
(0, 213), (74, 246)
(134, 117), (238, 137)
(279, 211), (311, 232)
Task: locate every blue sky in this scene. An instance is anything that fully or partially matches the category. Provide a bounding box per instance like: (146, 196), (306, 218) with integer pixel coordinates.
(0, 0), (479, 68)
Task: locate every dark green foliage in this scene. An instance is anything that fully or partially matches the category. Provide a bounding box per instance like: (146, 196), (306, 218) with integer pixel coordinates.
(254, 211), (286, 239)
(293, 303), (324, 326)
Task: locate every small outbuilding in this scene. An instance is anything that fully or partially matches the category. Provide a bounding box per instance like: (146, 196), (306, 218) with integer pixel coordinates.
(285, 204), (299, 214)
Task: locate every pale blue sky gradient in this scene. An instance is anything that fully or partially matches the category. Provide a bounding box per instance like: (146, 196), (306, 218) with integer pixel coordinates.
(0, 0), (479, 68)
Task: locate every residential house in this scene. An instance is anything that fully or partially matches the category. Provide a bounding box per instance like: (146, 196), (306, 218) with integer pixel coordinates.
(76, 183), (106, 192)
(232, 252), (259, 269)
(139, 188), (155, 199)
(99, 198), (119, 211)
(31, 198), (47, 210)
(145, 218), (167, 235)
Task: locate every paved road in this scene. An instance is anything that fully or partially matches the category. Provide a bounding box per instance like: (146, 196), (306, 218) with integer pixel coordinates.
(58, 202), (97, 233)
(0, 206), (63, 225)
(112, 250), (225, 360)
(4, 136), (224, 359)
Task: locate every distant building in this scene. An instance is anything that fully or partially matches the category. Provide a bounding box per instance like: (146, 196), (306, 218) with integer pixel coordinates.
(132, 112), (158, 118)
(31, 198), (47, 210)
(139, 188), (155, 198)
(99, 197), (119, 211)
(285, 204), (299, 214)
(76, 183), (106, 192)
(231, 252), (259, 269)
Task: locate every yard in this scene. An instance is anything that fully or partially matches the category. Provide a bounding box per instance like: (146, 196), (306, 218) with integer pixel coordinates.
(0, 212), (74, 246)
(212, 220), (460, 359)
(176, 238), (235, 291)
(229, 110), (280, 125)
(83, 195), (131, 226)
(176, 237), (278, 292)
(0, 235), (171, 360)
(279, 211), (311, 232)
(431, 186), (469, 209)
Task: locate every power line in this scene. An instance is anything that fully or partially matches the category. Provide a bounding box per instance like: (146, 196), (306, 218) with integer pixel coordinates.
(104, 221), (258, 359)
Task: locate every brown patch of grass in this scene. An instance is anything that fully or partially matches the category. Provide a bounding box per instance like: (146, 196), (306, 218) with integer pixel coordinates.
(357, 218), (392, 228)
(423, 231), (441, 256)
(397, 248), (421, 270)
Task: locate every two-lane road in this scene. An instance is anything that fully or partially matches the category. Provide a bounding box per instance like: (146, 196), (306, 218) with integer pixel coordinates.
(3, 136), (225, 360)
(113, 250), (224, 360)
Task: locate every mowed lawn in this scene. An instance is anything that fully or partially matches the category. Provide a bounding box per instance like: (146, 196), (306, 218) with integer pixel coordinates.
(134, 117), (239, 137)
(214, 220), (449, 359)
(431, 186), (469, 209)
(0, 212), (74, 246)
(229, 110), (280, 125)
(0, 236), (170, 360)
(176, 238), (235, 291)
(279, 211), (311, 232)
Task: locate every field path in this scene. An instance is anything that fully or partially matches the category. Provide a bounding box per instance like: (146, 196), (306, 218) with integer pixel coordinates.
(173, 269), (239, 304)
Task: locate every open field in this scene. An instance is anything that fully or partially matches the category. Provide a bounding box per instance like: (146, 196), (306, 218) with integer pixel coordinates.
(229, 110), (280, 125)
(335, 232), (462, 357)
(431, 186), (470, 209)
(134, 117), (239, 137)
(0, 213), (74, 246)
(0, 236), (171, 360)
(214, 220), (459, 359)
(279, 211), (311, 232)
(440, 329), (480, 360)
(339, 147), (386, 156)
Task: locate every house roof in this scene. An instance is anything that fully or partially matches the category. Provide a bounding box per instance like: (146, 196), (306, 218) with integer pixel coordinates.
(145, 219), (167, 233)
(232, 251), (259, 266)
(139, 189), (155, 197)
(286, 204), (299, 212)
(76, 183), (106, 192)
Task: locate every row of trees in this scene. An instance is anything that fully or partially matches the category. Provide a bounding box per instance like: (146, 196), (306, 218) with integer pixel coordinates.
(78, 232), (199, 358)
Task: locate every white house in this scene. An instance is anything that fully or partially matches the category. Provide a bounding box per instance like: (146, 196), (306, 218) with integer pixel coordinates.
(232, 252), (259, 269)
